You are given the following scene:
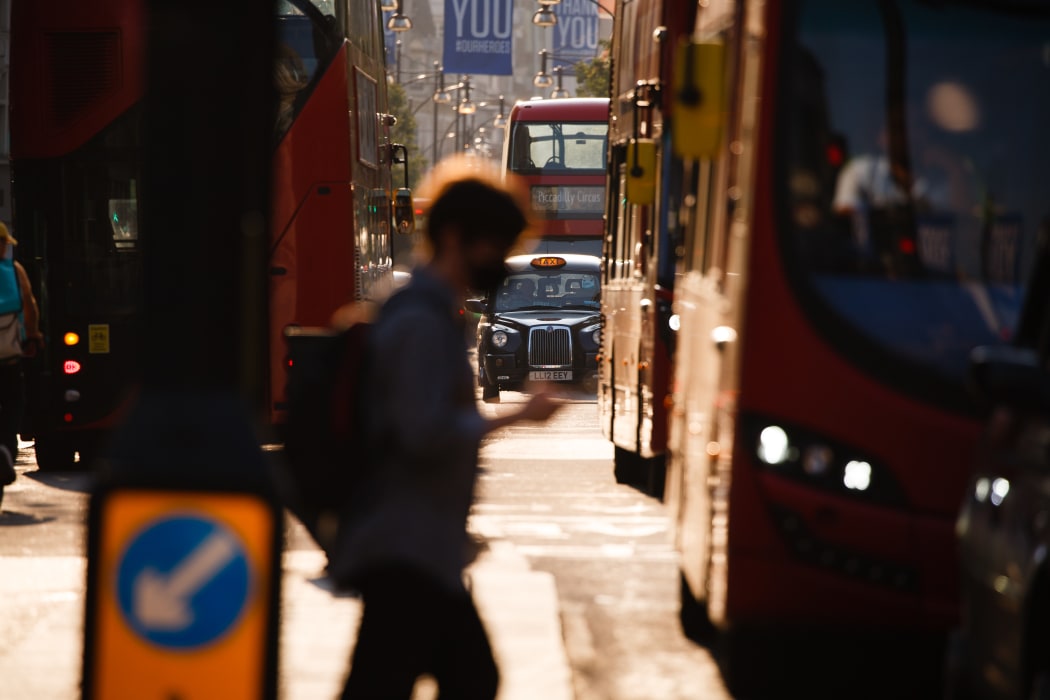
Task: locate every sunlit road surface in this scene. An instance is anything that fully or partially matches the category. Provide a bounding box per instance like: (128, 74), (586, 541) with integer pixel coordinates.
(475, 386), (731, 700)
(0, 380), (732, 700)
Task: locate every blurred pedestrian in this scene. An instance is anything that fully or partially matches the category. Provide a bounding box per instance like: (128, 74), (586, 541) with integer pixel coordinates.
(0, 222), (42, 463)
(336, 156), (563, 699)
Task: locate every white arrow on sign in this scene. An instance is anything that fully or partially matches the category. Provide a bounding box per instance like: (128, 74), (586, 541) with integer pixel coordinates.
(133, 530), (239, 631)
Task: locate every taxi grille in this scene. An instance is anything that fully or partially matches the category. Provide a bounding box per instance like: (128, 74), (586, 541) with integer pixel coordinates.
(528, 327), (571, 367)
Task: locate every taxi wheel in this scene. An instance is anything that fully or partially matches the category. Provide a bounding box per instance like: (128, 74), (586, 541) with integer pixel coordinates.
(482, 383), (500, 403)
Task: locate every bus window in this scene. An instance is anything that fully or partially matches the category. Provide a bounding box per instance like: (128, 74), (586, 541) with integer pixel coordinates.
(784, 0), (1049, 385)
(510, 125), (536, 170)
(522, 122), (608, 171)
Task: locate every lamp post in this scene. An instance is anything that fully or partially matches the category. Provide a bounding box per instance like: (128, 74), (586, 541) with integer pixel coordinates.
(431, 75), (480, 159)
(431, 62), (452, 166)
(433, 94), (506, 161)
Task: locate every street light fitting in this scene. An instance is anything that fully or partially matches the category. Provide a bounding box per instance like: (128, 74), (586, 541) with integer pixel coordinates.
(388, 13), (412, 31)
(387, 0), (412, 32)
(534, 49), (554, 88)
(493, 95), (507, 128)
(532, 6), (556, 26)
(551, 67), (570, 99)
(457, 77), (476, 115)
(433, 65), (452, 104)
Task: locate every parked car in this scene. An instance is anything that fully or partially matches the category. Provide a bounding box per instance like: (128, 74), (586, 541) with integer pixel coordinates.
(466, 253), (601, 402)
(946, 239), (1050, 700)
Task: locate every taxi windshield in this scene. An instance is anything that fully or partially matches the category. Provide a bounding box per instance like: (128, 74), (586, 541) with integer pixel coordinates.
(492, 271), (601, 312)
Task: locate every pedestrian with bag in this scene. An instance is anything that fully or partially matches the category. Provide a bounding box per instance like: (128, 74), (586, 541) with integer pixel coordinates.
(335, 156), (563, 699)
(0, 223), (42, 504)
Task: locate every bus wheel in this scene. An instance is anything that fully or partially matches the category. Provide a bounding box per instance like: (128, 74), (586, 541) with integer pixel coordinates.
(34, 435), (77, 471)
(614, 446), (647, 486)
(678, 571), (715, 643)
(614, 447), (665, 499)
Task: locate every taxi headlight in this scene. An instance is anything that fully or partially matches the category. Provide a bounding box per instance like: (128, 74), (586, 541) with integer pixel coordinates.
(492, 330), (509, 348)
(592, 329), (601, 345)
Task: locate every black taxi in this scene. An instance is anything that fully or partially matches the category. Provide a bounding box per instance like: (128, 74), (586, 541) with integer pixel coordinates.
(466, 253), (601, 402)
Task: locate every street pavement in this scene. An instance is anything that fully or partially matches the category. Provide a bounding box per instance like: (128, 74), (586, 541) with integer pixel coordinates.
(0, 450), (574, 700)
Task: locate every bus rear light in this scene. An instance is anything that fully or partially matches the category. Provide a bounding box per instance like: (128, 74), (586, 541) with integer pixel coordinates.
(63, 413), (74, 423)
(63, 360), (82, 375)
(64, 390), (81, 402)
(64, 332), (80, 346)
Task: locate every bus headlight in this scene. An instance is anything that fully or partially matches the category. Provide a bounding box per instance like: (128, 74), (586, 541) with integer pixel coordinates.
(747, 413), (903, 505)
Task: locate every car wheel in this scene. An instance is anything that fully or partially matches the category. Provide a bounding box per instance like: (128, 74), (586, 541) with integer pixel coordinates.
(482, 383), (500, 403)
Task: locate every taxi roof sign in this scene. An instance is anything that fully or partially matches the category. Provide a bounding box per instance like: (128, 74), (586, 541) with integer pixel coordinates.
(531, 256), (567, 268)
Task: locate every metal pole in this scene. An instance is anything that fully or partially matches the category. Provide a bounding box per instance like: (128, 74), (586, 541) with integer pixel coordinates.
(432, 62), (440, 166)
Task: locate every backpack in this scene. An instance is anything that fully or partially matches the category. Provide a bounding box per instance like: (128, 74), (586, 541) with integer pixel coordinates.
(279, 319), (373, 559)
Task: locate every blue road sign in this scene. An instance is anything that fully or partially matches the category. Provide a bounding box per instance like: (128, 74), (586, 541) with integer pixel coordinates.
(116, 513), (252, 649)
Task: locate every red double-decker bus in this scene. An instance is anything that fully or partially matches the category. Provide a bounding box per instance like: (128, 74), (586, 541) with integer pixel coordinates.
(502, 97), (609, 258)
(10, 0), (408, 469)
(598, 2), (693, 494)
(608, 0), (1048, 694)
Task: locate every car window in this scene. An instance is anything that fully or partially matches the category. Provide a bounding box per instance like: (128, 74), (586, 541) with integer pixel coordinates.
(493, 272), (600, 312)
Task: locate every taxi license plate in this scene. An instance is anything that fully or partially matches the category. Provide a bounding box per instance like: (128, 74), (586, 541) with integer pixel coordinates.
(529, 370), (572, 381)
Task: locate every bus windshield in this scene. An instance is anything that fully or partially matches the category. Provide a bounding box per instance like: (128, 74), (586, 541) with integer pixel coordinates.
(508, 121), (608, 172)
(783, 0), (1050, 386)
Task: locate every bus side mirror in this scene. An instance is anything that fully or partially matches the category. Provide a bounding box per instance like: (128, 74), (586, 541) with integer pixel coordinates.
(672, 40), (726, 160)
(394, 188), (414, 235)
(625, 138), (657, 205)
(464, 298), (487, 314)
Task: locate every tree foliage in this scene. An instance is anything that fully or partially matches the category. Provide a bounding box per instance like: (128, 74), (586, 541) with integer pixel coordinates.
(574, 39), (612, 98)
(387, 80), (429, 187)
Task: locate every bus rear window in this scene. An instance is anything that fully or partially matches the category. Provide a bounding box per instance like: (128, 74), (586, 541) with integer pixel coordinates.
(508, 122), (607, 172)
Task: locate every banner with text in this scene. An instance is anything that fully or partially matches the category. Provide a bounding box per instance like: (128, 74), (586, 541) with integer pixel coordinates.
(443, 0), (514, 76)
(553, 0), (601, 65)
